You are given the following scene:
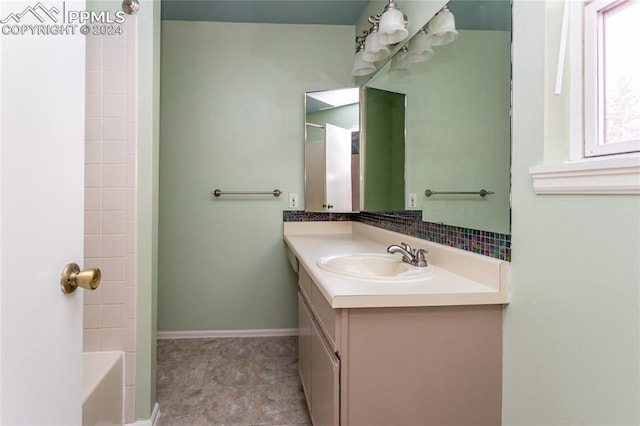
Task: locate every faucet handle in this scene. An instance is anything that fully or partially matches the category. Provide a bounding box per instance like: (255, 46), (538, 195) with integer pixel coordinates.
(414, 249), (428, 267)
(400, 242), (413, 254)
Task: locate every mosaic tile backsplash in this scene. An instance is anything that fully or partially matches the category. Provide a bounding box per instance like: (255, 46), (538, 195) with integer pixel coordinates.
(283, 210), (511, 261)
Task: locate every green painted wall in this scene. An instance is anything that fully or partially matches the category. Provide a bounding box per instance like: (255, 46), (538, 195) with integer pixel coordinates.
(367, 30), (511, 233)
(504, 1), (640, 424)
(158, 21), (353, 331)
(306, 103), (359, 142)
(363, 88), (406, 211)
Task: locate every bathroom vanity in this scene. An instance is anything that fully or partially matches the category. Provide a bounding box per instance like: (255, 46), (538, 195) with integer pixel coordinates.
(284, 221), (508, 426)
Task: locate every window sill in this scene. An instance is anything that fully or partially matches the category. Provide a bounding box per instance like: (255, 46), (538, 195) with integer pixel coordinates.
(529, 155), (640, 194)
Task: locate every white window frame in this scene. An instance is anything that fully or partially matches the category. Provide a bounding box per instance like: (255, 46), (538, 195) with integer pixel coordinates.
(530, 0), (640, 195)
(584, 0), (640, 157)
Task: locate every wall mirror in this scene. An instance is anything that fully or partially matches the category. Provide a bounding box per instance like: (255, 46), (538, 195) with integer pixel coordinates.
(363, 0), (512, 234)
(304, 87), (406, 212)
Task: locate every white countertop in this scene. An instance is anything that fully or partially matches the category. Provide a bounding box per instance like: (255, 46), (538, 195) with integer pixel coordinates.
(284, 221), (509, 309)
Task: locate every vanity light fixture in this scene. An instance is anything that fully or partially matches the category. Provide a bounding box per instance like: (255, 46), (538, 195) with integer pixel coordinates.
(388, 45), (410, 76)
(362, 18), (392, 63)
(426, 6), (458, 46)
(352, 37), (376, 76)
(351, 1), (410, 76)
(407, 27), (435, 63)
(378, 0), (409, 45)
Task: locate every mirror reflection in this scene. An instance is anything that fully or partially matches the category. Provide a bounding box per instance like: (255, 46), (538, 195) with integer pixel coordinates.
(304, 87), (406, 213)
(366, 0), (512, 234)
(305, 88), (360, 212)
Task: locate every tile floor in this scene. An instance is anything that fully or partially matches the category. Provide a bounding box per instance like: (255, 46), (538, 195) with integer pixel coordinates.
(156, 336), (311, 426)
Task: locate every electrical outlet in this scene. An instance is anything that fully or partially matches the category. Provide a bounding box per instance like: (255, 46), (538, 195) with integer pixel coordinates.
(289, 192), (298, 208)
(408, 193), (417, 208)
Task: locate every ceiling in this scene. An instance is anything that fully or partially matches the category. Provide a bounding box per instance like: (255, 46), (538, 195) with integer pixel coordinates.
(161, 0), (511, 31)
(161, 0), (370, 25)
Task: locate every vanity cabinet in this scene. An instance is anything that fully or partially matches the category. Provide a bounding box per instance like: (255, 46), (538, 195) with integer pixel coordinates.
(296, 263), (503, 426)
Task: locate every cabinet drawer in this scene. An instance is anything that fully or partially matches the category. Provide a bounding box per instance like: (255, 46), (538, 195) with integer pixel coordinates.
(311, 281), (340, 351)
(299, 265), (313, 302)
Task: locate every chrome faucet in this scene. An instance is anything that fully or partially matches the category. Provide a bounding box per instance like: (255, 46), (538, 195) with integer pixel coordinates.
(387, 243), (428, 267)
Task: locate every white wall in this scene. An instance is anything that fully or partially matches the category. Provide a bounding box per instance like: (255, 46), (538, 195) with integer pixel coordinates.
(504, 1), (640, 424)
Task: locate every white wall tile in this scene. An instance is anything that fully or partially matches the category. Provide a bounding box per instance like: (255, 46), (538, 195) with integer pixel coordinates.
(125, 188), (136, 220)
(126, 122), (136, 155)
(86, 71), (102, 94)
(102, 164), (126, 187)
(102, 235), (125, 257)
(126, 220), (136, 254)
(103, 118), (126, 141)
(102, 188), (126, 211)
(125, 254), (136, 285)
(103, 70), (126, 94)
(102, 211), (126, 235)
(124, 385), (136, 424)
(84, 17), (137, 402)
(85, 117), (102, 141)
(126, 155), (136, 188)
(124, 352), (136, 386)
(102, 257), (126, 280)
(126, 84), (136, 121)
(85, 141), (102, 164)
(84, 235), (102, 258)
(125, 18), (137, 50)
(86, 45), (103, 71)
(85, 164), (102, 188)
(101, 281), (125, 305)
(85, 33), (103, 49)
(102, 305), (125, 328)
(103, 48), (126, 71)
(103, 141), (126, 164)
(84, 305), (101, 329)
(83, 284), (102, 305)
(125, 286), (136, 319)
(103, 94), (126, 118)
(103, 31), (126, 49)
(83, 258), (102, 270)
(85, 211), (101, 234)
(85, 188), (102, 211)
(125, 320), (136, 352)
(83, 329), (102, 352)
(86, 94), (103, 117)
(101, 328), (125, 351)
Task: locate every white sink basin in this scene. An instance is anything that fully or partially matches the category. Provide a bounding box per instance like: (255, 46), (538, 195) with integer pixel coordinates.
(317, 253), (435, 281)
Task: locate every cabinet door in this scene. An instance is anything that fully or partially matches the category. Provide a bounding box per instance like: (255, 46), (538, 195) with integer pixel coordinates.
(311, 319), (340, 426)
(298, 292), (313, 408)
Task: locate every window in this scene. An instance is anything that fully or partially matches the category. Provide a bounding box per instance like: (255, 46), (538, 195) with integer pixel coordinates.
(529, 0), (640, 194)
(584, 0), (640, 157)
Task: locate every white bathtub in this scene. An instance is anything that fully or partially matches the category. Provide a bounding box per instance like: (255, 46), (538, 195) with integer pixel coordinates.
(82, 351), (124, 426)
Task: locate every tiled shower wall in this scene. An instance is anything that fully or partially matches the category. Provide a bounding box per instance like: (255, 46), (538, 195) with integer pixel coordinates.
(83, 16), (137, 423)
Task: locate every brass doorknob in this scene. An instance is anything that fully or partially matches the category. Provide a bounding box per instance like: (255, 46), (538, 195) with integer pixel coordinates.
(60, 263), (102, 294)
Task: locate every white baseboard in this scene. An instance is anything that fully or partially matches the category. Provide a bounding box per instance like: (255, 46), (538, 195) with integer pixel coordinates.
(157, 328), (298, 340)
(125, 402), (160, 426)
